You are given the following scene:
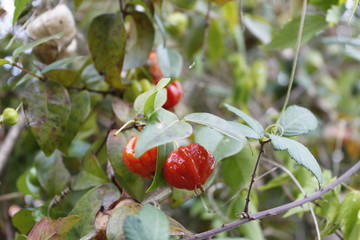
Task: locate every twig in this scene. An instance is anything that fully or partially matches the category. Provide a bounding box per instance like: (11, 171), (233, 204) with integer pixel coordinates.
(262, 158), (321, 240)
(242, 141), (267, 216)
(181, 159), (360, 240)
(201, 0), (212, 60)
(12, 63), (44, 80)
(66, 86), (120, 96)
(0, 192), (24, 202)
(278, 0), (308, 118)
(0, 114), (26, 175)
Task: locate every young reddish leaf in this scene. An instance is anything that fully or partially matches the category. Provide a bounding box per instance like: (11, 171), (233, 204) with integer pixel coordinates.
(22, 79), (71, 156)
(88, 13), (126, 89)
(27, 215), (80, 240)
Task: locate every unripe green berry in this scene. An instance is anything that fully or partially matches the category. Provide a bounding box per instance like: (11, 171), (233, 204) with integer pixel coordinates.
(139, 79), (153, 92)
(1, 108), (19, 125)
(131, 80), (143, 97)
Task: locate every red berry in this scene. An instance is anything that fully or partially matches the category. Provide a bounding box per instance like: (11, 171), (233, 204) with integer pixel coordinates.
(163, 143), (215, 191)
(122, 136), (158, 179)
(163, 81), (183, 109)
(148, 52), (163, 84)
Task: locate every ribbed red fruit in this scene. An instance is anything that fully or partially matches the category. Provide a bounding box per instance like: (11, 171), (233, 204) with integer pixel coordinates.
(122, 136), (158, 179)
(163, 143), (215, 191)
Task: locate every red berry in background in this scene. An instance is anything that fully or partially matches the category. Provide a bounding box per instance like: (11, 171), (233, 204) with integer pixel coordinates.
(148, 52), (163, 84)
(122, 136), (158, 179)
(163, 81), (183, 109)
(163, 143), (215, 191)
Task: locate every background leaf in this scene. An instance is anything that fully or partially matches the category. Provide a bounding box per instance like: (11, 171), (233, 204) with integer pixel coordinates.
(338, 191), (360, 239)
(106, 199), (142, 240)
(138, 204), (169, 240)
(268, 134), (323, 187)
(265, 14), (327, 50)
(72, 152), (110, 190)
(135, 108), (192, 158)
(123, 11), (155, 70)
(12, 33), (64, 60)
(184, 112), (247, 144)
(156, 45), (183, 78)
(22, 79), (71, 156)
(13, 0), (32, 25)
(58, 91), (91, 153)
(146, 143), (174, 192)
(35, 151), (71, 197)
(88, 13), (126, 89)
(278, 105), (318, 136)
(66, 184), (120, 239)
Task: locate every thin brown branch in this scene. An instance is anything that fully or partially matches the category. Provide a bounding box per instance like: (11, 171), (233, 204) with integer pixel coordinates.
(181, 159), (360, 240)
(0, 114), (26, 175)
(12, 63), (44, 80)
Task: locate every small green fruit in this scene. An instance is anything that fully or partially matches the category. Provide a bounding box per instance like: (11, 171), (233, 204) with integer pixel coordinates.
(139, 79), (153, 92)
(1, 108), (19, 125)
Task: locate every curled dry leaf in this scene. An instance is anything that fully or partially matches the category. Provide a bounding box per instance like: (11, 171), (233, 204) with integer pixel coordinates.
(26, 4), (77, 64)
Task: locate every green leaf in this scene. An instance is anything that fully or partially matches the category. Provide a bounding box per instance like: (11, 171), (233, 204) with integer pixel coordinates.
(195, 126), (244, 161)
(135, 108), (192, 158)
(123, 215), (149, 240)
(66, 184), (120, 239)
(43, 70), (78, 87)
(278, 105), (318, 136)
(138, 204), (169, 240)
(12, 209), (37, 234)
(223, 103), (264, 135)
(221, 146), (258, 194)
(156, 45), (183, 78)
(228, 122), (261, 139)
(338, 191), (360, 240)
(58, 91), (91, 153)
(35, 151), (71, 197)
(72, 152), (110, 190)
(144, 88), (167, 117)
(168, 217), (193, 236)
(123, 11), (155, 70)
(16, 168), (41, 198)
(12, 33), (64, 60)
(268, 134), (323, 187)
(74, 0), (85, 10)
(107, 130), (144, 200)
(106, 199), (142, 240)
(41, 56), (88, 73)
(264, 14), (327, 50)
(207, 20), (224, 62)
(134, 78), (170, 115)
(0, 59), (11, 65)
(27, 216), (80, 240)
(88, 13), (126, 89)
(22, 79), (71, 156)
(146, 143), (174, 192)
(13, 0), (31, 25)
(112, 98), (135, 123)
(184, 112), (247, 144)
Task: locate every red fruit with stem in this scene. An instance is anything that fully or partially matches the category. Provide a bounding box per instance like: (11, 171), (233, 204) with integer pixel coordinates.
(163, 81), (183, 109)
(122, 136), (158, 179)
(163, 143), (215, 191)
